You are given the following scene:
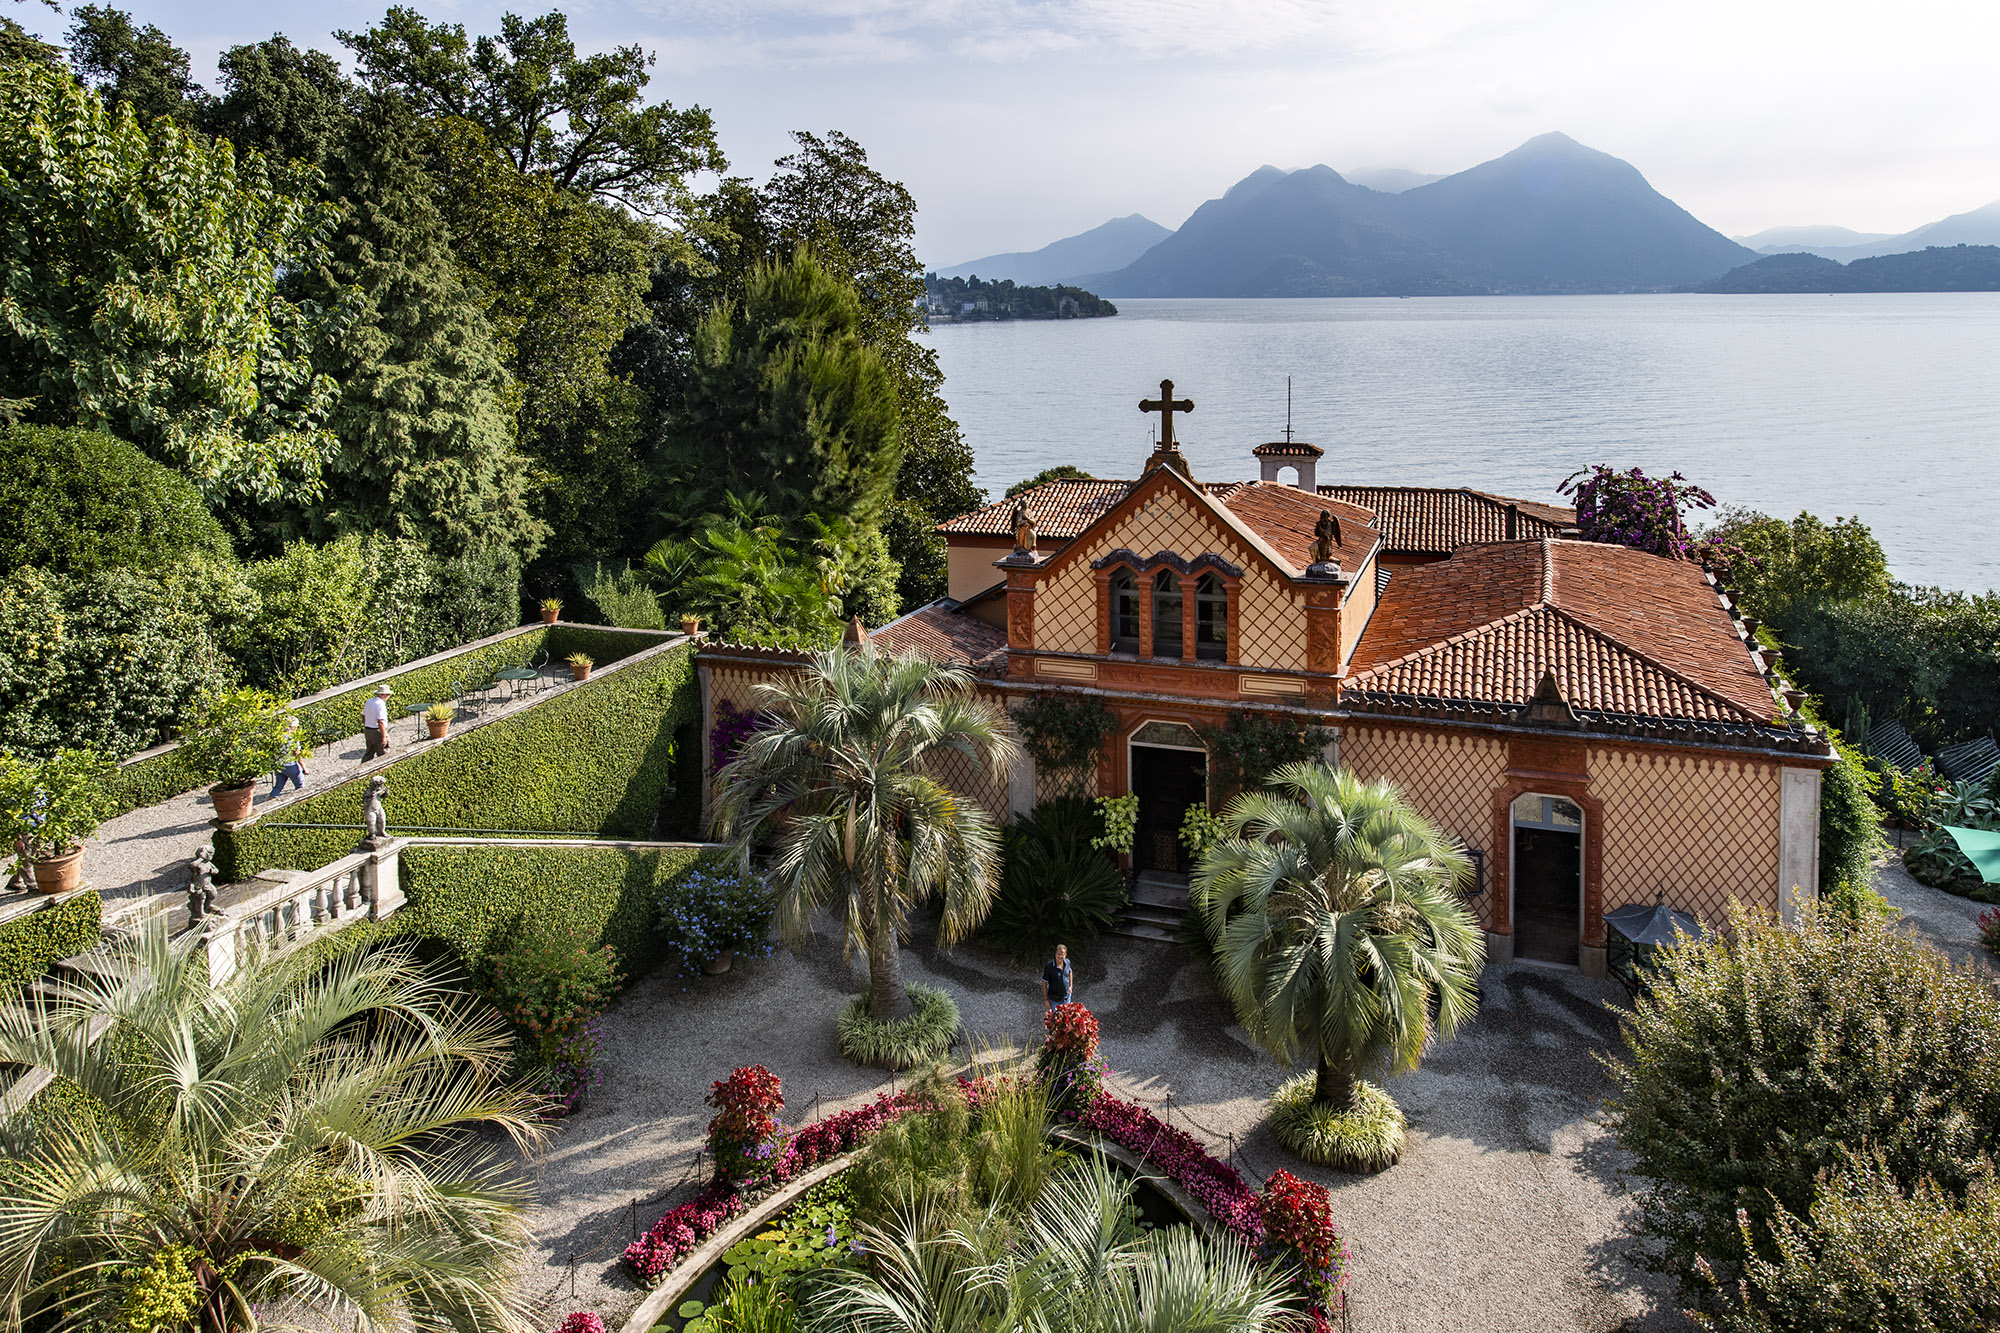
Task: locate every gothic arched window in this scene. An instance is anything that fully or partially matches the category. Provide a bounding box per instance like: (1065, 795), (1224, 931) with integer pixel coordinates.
(1110, 568), (1140, 652)
(1195, 572), (1227, 660)
(1151, 570), (1184, 659)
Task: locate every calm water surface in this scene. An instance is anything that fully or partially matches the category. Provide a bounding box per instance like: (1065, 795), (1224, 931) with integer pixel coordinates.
(924, 295), (2000, 592)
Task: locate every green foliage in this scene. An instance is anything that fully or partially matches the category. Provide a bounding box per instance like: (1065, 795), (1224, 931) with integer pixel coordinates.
(1818, 734), (1887, 897)
(1194, 764), (1482, 1121)
(0, 426), (230, 579)
(1904, 826), (1992, 900)
(845, 1069), (1060, 1225)
(1006, 465), (1096, 498)
(204, 34), (358, 168)
(1707, 508), (1892, 627)
(926, 274), (1117, 320)
(1011, 693), (1114, 798)
(657, 249), (902, 542)
(0, 890), (101, 997)
(1091, 794), (1138, 856)
(0, 750), (115, 859)
(835, 985), (961, 1070)
(116, 1242), (202, 1332)
(175, 688), (292, 789)
(701, 1174), (860, 1310)
(485, 916), (621, 1064)
(1179, 803), (1231, 859)
(0, 61), (340, 499)
(217, 636), (695, 879)
(684, 1273), (803, 1333)
(1268, 1072), (1406, 1173)
(401, 844), (720, 981)
(1601, 903), (2000, 1309)
(986, 798), (1127, 963)
(578, 561), (667, 630)
(643, 515), (841, 650)
(66, 5), (204, 128)
(656, 862), (773, 976)
(1692, 1158), (2000, 1333)
(1196, 710), (1334, 798)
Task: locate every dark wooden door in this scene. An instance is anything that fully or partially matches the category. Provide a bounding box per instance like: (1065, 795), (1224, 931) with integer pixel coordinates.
(1131, 745), (1206, 874)
(1513, 826), (1581, 965)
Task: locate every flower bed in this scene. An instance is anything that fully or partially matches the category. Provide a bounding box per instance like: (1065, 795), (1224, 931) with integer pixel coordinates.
(1073, 1091), (1265, 1244)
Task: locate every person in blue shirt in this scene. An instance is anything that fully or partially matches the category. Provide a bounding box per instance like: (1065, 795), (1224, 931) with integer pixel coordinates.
(1041, 943), (1075, 1011)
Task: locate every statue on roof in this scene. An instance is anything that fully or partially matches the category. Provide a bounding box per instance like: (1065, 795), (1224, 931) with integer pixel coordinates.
(1311, 509), (1342, 567)
(1010, 495), (1036, 556)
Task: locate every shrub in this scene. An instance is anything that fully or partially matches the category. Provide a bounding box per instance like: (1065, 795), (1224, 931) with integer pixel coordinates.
(1195, 709), (1334, 798)
(551, 1315), (607, 1333)
(984, 797), (1126, 962)
(1260, 1169), (1352, 1312)
(1979, 908), (2000, 957)
(1601, 903), (2000, 1309)
(657, 863), (774, 976)
(1011, 693), (1115, 797)
(485, 918), (622, 1113)
(834, 985), (959, 1069)
(1692, 1158), (2000, 1333)
(1817, 735), (1886, 896)
(1091, 792), (1137, 855)
(0, 749), (115, 859)
(708, 1065), (786, 1185)
(216, 638), (696, 878)
(176, 688), (292, 789)
(709, 699), (766, 769)
(1269, 1072), (1406, 1173)
(1035, 1001), (1107, 1111)
(0, 425), (231, 579)
(0, 891), (101, 997)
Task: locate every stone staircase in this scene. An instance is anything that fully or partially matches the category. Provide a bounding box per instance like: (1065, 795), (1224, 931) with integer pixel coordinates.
(1112, 870), (1192, 943)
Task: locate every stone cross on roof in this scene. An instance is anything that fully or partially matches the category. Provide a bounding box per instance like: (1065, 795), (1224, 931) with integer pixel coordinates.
(1139, 379), (1194, 447)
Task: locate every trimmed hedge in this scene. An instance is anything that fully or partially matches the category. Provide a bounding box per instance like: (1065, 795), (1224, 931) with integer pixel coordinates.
(0, 891), (102, 997)
(398, 843), (726, 978)
(100, 625), (674, 821)
(215, 640), (698, 880)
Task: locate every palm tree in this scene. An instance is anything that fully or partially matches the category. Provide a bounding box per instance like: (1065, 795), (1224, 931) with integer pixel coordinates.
(0, 922), (547, 1332)
(714, 648), (1016, 1021)
(1192, 762), (1484, 1114)
(801, 1155), (1299, 1333)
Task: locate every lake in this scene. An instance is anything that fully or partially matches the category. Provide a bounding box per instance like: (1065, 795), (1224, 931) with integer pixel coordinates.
(923, 295), (2000, 593)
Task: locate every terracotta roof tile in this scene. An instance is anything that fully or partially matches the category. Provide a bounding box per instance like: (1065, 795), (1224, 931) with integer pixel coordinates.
(935, 480), (1131, 539)
(1348, 540), (1776, 725)
(1253, 441), (1325, 458)
(1320, 486), (1573, 555)
(868, 603), (1008, 669)
(1216, 483), (1379, 572)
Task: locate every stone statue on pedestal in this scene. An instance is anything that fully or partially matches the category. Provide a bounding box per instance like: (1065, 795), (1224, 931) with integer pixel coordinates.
(362, 775), (389, 843)
(187, 844), (217, 922)
(1010, 496), (1036, 556)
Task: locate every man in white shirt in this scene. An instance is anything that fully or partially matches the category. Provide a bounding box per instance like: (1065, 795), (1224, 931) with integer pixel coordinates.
(363, 684), (392, 760)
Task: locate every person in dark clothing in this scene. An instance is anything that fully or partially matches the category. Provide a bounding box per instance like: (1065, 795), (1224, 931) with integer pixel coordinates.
(1041, 943), (1075, 1010)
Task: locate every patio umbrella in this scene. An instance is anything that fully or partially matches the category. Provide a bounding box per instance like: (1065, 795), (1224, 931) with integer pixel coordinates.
(1604, 894), (1702, 948)
(1942, 825), (2000, 885)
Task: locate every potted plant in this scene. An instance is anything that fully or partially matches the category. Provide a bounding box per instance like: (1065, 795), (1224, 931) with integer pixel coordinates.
(539, 597), (563, 625)
(177, 688), (292, 823)
(0, 749), (114, 894)
(656, 864), (772, 976)
(424, 702), (453, 740)
(680, 613), (701, 638)
(567, 652), (593, 682)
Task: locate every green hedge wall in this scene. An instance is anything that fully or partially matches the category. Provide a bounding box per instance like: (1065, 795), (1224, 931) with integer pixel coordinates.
(397, 843), (725, 978)
(215, 639), (697, 880)
(0, 891), (102, 996)
(101, 626), (675, 821)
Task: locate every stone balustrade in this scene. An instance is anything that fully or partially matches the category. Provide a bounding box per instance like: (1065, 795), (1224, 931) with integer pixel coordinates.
(198, 837), (407, 982)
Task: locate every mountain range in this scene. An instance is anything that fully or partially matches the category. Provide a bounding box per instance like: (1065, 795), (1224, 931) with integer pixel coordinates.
(939, 134), (1999, 298)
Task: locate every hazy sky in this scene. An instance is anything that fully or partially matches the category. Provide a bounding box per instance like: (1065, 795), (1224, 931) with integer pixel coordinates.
(43, 0), (2000, 264)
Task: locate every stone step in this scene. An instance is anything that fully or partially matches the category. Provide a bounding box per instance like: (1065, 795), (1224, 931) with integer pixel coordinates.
(1107, 917), (1182, 944)
(1119, 901), (1187, 928)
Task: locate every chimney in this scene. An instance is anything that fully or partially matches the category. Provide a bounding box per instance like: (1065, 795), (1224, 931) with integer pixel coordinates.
(1252, 440), (1324, 491)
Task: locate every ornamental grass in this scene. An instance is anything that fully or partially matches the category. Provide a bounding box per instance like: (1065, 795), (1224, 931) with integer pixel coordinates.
(1269, 1071), (1408, 1173)
(834, 983), (960, 1069)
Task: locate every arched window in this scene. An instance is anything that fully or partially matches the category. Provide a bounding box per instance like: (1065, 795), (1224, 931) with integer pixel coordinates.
(1151, 570), (1183, 659)
(1110, 568), (1140, 652)
(1195, 572), (1227, 660)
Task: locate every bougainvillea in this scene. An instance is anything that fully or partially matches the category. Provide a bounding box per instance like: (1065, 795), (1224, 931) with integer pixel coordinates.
(1559, 465), (1728, 563)
(707, 1065), (784, 1184)
(1261, 1168), (1352, 1309)
(709, 699), (768, 769)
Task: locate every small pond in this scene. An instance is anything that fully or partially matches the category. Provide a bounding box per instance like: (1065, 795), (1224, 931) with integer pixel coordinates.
(649, 1145), (1193, 1332)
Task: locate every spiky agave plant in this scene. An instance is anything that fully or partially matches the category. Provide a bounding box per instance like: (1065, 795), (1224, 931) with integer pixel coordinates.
(0, 921), (548, 1332)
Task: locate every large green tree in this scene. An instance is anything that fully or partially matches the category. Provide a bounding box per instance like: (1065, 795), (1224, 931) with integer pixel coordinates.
(0, 923), (547, 1331)
(65, 3), (204, 127)
(1193, 763), (1483, 1115)
(204, 34), (359, 170)
(714, 649), (1016, 1021)
(0, 60), (341, 500)
(1707, 507), (1892, 628)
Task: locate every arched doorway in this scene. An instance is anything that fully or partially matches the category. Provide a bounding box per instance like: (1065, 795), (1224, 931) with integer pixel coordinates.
(1511, 793), (1583, 966)
(1128, 721), (1206, 875)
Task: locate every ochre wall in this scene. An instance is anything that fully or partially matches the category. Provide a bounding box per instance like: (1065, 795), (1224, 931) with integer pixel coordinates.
(1031, 489), (1308, 670)
(1340, 552), (1378, 667)
(1341, 721), (1511, 932)
(1587, 745), (1783, 923)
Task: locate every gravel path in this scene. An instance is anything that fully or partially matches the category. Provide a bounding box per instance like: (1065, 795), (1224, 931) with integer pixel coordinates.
(1870, 850), (1996, 974)
(527, 926), (1676, 1333)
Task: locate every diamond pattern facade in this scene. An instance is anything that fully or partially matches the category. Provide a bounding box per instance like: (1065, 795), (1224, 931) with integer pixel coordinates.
(1342, 722), (1510, 931)
(1588, 746), (1783, 923)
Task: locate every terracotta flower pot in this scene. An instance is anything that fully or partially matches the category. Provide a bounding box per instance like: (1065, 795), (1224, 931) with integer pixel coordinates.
(29, 846), (83, 895)
(680, 615), (701, 637)
(570, 663), (591, 681)
(540, 607), (559, 624)
(426, 717), (449, 740)
(211, 782), (255, 823)
(704, 947), (735, 975)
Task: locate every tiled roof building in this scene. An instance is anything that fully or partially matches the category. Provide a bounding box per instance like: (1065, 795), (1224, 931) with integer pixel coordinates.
(698, 391), (1831, 980)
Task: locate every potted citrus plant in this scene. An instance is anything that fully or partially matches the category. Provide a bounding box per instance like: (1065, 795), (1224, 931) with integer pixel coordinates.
(680, 613), (701, 637)
(178, 688), (292, 823)
(540, 596), (563, 625)
(0, 748), (114, 894)
(424, 702), (453, 740)
(567, 652), (593, 682)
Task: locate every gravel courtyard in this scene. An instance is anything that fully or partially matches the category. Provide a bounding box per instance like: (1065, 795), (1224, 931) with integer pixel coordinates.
(522, 919), (1678, 1333)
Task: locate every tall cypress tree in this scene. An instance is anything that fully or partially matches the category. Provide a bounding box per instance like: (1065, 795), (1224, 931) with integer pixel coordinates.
(267, 100), (542, 561)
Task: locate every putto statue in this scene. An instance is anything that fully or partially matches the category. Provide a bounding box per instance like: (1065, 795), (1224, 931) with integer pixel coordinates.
(363, 775), (389, 841)
(186, 844), (218, 922)
(1010, 495), (1036, 555)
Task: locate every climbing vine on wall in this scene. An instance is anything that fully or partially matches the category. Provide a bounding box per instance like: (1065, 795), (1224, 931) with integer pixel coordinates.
(1012, 693), (1115, 797)
(1197, 710), (1334, 798)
